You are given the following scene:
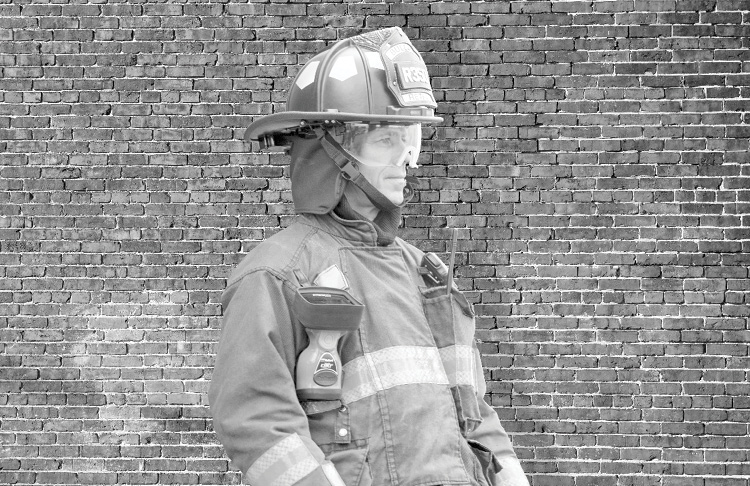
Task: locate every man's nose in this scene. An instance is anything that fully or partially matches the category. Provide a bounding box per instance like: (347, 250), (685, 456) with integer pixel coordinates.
(394, 146), (418, 168)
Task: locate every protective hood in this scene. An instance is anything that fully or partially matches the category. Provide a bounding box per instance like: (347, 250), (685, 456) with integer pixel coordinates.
(289, 136), (347, 215)
(289, 135), (409, 246)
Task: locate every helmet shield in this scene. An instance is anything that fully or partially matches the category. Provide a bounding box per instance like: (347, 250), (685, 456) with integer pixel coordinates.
(340, 123), (422, 169)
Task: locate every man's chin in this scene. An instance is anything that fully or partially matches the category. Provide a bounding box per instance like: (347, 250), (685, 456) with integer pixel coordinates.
(386, 192), (405, 206)
(376, 177), (407, 205)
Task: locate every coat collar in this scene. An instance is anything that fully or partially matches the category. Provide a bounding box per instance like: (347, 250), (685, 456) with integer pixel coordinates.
(298, 212), (388, 247)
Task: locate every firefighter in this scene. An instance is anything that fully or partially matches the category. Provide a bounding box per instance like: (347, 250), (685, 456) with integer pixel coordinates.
(209, 27), (531, 486)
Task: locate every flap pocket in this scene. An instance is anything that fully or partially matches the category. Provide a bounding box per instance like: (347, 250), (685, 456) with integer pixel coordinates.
(467, 439), (502, 486)
(419, 286), (483, 436)
(452, 386), (482, 435)
(323, 443), (372, 486)
(303, 400), (352, 445)
(419, 286), (476, 347)
(420, 285), (475, 318)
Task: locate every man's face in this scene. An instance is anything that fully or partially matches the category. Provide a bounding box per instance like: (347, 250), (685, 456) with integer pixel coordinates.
(357, 161), (408, 206)
(346, 124), (422, 206)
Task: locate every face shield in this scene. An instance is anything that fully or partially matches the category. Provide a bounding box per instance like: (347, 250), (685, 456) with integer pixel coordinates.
(339, 122), (422, 169)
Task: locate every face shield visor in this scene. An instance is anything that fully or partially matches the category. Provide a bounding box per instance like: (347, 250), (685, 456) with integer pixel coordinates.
(338, 122), (422, 169)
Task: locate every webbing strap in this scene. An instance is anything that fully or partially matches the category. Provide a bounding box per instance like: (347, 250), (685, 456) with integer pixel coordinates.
(246, 434), (320, 486)
(318, 131), (402, 212)
(341, 345), (481, 404)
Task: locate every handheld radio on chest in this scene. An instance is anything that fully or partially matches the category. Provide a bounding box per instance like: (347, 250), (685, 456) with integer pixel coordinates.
(293, 287), (364, 400)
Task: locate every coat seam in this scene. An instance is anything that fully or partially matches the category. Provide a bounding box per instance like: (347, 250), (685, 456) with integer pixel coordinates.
(226, 224), (320, 291)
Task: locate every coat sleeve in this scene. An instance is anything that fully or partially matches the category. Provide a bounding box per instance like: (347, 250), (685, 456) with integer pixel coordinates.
(469, 347), (531, 486)
(209, 269), (345, 486)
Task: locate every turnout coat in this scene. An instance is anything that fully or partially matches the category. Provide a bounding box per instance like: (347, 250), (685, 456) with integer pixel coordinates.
(209, 211), (523, 486)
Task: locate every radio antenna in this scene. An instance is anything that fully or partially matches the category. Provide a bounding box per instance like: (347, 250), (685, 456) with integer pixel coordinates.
(446, 228), (458, 296)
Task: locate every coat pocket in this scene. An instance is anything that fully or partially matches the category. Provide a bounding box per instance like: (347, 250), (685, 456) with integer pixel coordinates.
(420, 286), (483, 436)
(466, 439), (502, 486)
(321, 442), (372, 486)
(420, 286), (476, 344)
(303, 400), (353, 446)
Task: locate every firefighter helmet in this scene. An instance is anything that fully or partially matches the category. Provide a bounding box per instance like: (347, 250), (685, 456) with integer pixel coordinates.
(245, 27), (442, 147)
(244, 27), (441, 225)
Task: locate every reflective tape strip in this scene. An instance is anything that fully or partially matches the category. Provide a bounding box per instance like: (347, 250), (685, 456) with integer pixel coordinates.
(322, 461), (347, 486)
(439, 344), (480, 390)
(246, 434), (319, 486)
(341, 346), (449, 404)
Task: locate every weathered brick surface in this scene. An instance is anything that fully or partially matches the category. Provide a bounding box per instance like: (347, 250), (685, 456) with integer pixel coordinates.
(1, 1), (749, 485)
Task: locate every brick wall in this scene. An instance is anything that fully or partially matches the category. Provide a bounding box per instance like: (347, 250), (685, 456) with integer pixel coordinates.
(1, 1), (748, 485)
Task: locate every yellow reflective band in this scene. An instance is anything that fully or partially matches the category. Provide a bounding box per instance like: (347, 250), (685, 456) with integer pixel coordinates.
(246, 434), (319, 486)
(341, 346), (449, 404)
(439, 344), (480, 390)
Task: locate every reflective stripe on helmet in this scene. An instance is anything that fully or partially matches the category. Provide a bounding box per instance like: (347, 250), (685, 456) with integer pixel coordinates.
(246, 433), (320, 486)
(340, 345), (480, 404)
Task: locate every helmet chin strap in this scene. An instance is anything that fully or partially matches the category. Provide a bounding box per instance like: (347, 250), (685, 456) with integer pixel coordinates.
(317, 129), (415, 213)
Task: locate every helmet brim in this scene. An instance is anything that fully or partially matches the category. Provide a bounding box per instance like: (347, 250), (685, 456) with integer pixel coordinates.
(244, 111), (443, 143)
